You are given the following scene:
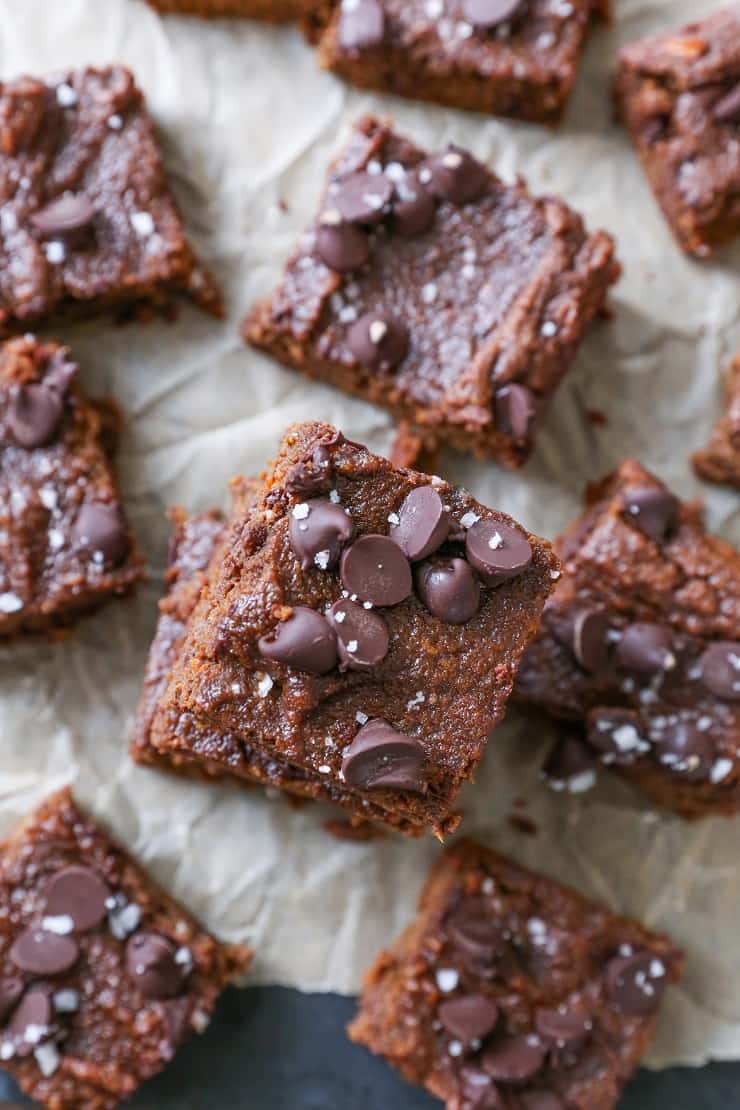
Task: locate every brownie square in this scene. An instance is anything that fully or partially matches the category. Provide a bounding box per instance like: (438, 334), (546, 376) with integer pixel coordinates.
(515, 460), (740, 819)
(616, 6), (740, 258)
(314, 0), (608, 124)
(0, 788), (251, 1110)
(693, 353), (740, 490)
(0, 66), (223, 335)
(0, 336), (144, 639)
(141, 421), (560, 837)
(245, 117), (619, 469)
(349, 838), (683, 1109)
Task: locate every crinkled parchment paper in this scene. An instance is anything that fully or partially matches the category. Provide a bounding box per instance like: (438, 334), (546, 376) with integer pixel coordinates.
(0, 0), (739, 1071)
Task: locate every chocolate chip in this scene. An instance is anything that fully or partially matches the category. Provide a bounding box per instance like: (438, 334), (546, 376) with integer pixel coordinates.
(415, 558), (480, 624)
(286, 442), (334, 496)
(542, 735), (597, 793)
(520, 1093), (564, 1110)
(391, 171), (437, 237)
(622, 486), (678, 544)
(653, 721), (713, 781)
(328, 599), (389, 671)
(465, 519), (532, 586)
(586, 711), (648, 763)
(258, 607), (338, 675)
(288, 498), (354, 571)
(30, 193), (95, 241)
(446, 897), (507, 972)
(482, 1033), (547, 1082)
(126, 933), (187, 1000)
(390, 487), (450, 561)
(340, 534), (413, 606)
(438, 994), (499, 1045)
(6, 988), (52, 1056)
(423, 146), (488, 206)
(6, 383), (65, 449)
(316, 220), (369, 273)
(44, 866), (111, 932)
(462, 0), (524, 27)
(568, 607), (611, 673)
(535, 1005), (592, 1065)
(605, 951), (667, 1016)
(699, 642), (740, 701)
(332, 171), (393, 226)
(338, 0), (385, 51)
(713, 83), (740, 124)
(460, 1068), (505, 1109)
(615, 623), (677, 677)
(10, 927), (79, 976)
(73, 501), (131, 568)
(347, 311), (409, 372)
(0, 979), (24, 1026)
(341, 718), (425, 792)
(494, 383), (538, 441)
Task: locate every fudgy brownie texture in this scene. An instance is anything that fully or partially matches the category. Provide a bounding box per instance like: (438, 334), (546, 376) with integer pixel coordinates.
(142, 421), (560, 837)
(692, 353), (740, 490)
(0, 336), (144, 638)
(515, 460), (740, 819)
(349, 838), (683, 1110)
(0, 788), (251, 1110)
(616, 5), (740, 258)
(245, 118), (619, 469)
(0, 65), (222, 335)
(314, 0), (608, 123)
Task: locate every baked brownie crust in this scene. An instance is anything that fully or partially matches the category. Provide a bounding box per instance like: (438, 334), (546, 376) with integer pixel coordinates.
(0, 336), (144, 638)
(692, 353), (740, 490)
(616, 6), (740, 258)
(245, 117), (619, 468)
(0, 789), (251, 1110)
(0, 66), (222, 334)
(350, 839), (683, 1109)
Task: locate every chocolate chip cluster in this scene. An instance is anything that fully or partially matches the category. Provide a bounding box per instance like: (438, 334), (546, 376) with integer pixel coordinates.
(338, 0), (527, 54)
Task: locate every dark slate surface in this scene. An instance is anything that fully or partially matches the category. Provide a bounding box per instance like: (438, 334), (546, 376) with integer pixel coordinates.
(1, 986), (737, 1108)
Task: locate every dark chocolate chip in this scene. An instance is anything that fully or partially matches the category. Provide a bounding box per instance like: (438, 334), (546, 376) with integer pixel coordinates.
(422, 146), (488, 206)
(0, 978), (24, 1026)
(391, 171), (437, 237)
(126, 932), (187, 1000)
(699, 642), (740, 702)
(446, 897), (508, 971)
(713, 83), (740, 124)
(605, 951), (667, 1016)
(569, 608), (611, 673)
(316, 220), (369, 273)
(6, 383), (65, 449)
(586, 712), (648, 763)
(542, 735), (597, 793)
(328, 599), (389, 671)
(73, 501), (131, 568)
(44, 866), (111, 932)
(465, 519), (532, 586)
(29, 193), (95, 240)
(616, 623), (678, 677)
(415, 558), (480, 624)
(258, 607), (338, 675)
(10, 927), (79, 976)
(6, 988), (52, 1056)
(653, 721), (713, 781)
(338, 0), (385, 51)
(462, 0), (524, 28)
(482, 1032), (547, 1081)
(285, 442), (334, 496)
(535, 1005), (592, 1063)
(347, 311), (408, 372)
(494, 383), (538, 441)
(390, 486), (450, 561)
(438, 994), (499, 1044)
(45, 350), (79, 393)
(341, 718), (425, 792)
(288, 498), (354, 571)
(340, 534), (412, 606)
(332, 171), (393, 226)
(622, 486), (678, 544)
(460, 1067), (505, 1109)
(520, 1093), (564, 1110)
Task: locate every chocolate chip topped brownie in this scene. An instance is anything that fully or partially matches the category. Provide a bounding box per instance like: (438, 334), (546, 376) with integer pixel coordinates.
(139, 421), (559, 836)
(0, 335), (143, 638)
(245, 117), (619, 469)
(693, 352), (740, 491)
(516, 460), (740, 818)
(0, 66), (222, 335)
(349, 839), (683, 1109)
(0, 789), (251, 1110)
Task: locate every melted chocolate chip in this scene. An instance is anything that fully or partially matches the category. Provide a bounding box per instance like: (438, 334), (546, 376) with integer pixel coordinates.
(423, 146), (489, 206)
(713, 83), (740, 124)
(415, 558), (480, 624)
(565, 607), (611, 673)
(126, 933), (187, 1000)
(288, 499), (354, 571)
(494, 383), (538, 441)
(616, 623), (678, 677)
(338, 0), (385, 51)
(654, 721), (714, 781)
(462, 0), (524, 28)
(699, 642), (740, 701)
(10, 927), (79, 976)
(30, 193), (95, 241)
(586, 711), (648, 763)
(258, 607), (338, 675)
(390, 486), (450, 561)
(391, 171), (437, 237)
(44, 866), (111, 932)
(465, 519), (532, 586)
(6, 988), (52, 1056)
(605, 951), (667, 1016)
(438, 994), (499, 1044)
(285, 442), (335, 496)
(340, 534), (413, 606)
(328, 599), (389, 671)
(535, 1005), (592, 1065)
(73, 501), (131, 568)
(542, 735), (597, 792)
(347, 311), (409, 372)
(446, 897), (507, 972)
(622, 486), (679, 544)
(0, 978), (24, 1026)
(7, 383), (65, 448)
(341, 718), (425, 792)
(316, 220), (369, 273)
(482, 1032), (547, 1082)
(332, 171), (393, 226)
